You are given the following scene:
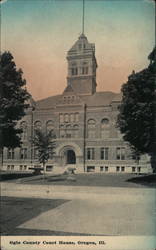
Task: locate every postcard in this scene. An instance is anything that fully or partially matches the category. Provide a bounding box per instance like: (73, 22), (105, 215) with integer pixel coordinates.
(0, 0), (155, 249)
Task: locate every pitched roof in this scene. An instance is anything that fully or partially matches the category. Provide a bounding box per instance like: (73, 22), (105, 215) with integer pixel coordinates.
(63, 85), (75, 93)
(35, 91), (122, 110)
(36, 95), (61, 109)
(80, 91), (122, 106)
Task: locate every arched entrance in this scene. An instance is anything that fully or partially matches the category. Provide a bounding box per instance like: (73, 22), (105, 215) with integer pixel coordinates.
(56, 143), (82, 167)
(66, 150), (76, 164)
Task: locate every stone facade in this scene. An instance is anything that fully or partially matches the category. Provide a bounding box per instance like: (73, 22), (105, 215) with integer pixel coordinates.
(2, 34), (152, 174)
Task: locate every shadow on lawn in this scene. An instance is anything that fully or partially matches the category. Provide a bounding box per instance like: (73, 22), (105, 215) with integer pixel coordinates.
(0, 172), (34, 181)
(1, 196), (69, 235)
(127, 174), (156, 188)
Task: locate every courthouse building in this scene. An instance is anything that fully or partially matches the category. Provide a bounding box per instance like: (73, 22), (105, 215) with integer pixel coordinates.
(2, 34), (152, 173)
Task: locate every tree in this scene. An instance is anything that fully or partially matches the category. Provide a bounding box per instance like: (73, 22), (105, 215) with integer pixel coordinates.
(31, 129), (56, 177)
(0, 51), (30, 164)
(117, 46), (156, 172)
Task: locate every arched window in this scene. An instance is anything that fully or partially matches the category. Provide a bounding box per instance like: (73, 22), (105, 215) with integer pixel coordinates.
(34, 121), (42, 134)
(46, 120), (54, 133)
(20, 121), (27, 140)
(64, 113), (69, 123)
(70, 113), (74, 123)
(101, 118), (109, 138)
(87, 119), (96, 138)
(101, 118), (109, 128)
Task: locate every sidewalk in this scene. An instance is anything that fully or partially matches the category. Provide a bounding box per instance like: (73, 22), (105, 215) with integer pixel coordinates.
(1, 182), (156, 235)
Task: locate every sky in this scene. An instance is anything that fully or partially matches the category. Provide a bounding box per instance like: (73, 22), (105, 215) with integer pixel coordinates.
(1, 0), (155, 100)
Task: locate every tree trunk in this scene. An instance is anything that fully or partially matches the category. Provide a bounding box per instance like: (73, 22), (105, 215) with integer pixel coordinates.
(0, 147), (3, 169)
(43, 162), (46, 181)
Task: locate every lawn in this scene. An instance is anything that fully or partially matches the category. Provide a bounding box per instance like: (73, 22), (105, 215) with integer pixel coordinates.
(10, 173), (156, 188)
(0, 196), (72, 235)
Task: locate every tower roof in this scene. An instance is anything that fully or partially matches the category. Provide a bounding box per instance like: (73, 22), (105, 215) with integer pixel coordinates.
(67, 34), (96, 57)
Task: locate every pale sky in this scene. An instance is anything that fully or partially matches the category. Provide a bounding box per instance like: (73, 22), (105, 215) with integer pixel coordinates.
(1, 0), (155, 100)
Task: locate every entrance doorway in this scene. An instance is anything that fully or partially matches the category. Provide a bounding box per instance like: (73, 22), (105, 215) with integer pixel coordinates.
(66, 150), (76, 164)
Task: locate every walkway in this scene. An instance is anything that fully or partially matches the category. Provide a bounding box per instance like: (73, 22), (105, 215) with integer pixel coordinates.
(1, 182), (156, 236)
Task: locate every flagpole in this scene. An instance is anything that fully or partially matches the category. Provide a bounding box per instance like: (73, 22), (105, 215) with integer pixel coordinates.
(82, 0), (85, 34)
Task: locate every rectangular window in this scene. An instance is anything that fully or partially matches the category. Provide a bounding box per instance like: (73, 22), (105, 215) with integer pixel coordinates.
(132, 167), (136, 173)
(100, 166), (104, 172)
(121, 166), (125, 172)
(137, 167), (141, 173)
(11, 165), (14, 170)
(20, 148), (27, 159)
(7, 165), (10, 170)
(82, 67), (88, 75)
(121, 148), (125, 160)
(71, 68), (78, 75)
(105, 166), (108, 172)
(46, 165), (53, 172)
(7, 149), (14, 159)
(87, 148), (95, 160)
(116, 148), (121, 160)
(116, 147), (125, 160)
(24, 165), (27, 170)
(87, 166), (95, 172)
(20, 165), (23, 171)
(116, 166), (120, 172)
(100, 147), (109, 160)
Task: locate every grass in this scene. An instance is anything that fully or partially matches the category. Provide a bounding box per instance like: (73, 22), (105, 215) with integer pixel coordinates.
(7, 173), (156, 188)
(127, 174), (156, 188)
(1, 196), (69, 235)
(0, 171), (33, 181)
(1, 196), (101, 236)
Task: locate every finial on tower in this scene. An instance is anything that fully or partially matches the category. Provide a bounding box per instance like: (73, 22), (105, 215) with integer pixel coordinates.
(82, 0), (85, 34)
